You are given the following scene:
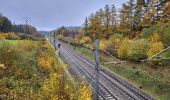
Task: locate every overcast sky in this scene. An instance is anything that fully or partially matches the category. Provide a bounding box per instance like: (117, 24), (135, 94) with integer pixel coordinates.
(0, 0), (127, 31)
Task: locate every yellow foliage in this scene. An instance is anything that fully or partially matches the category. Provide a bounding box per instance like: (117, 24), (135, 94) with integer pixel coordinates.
(0, 33), (9, 39)
(0, 64), (5, 69)
(109, 38), (121, 50)
(19, 40), (38, 51)
(149, 33), (160, 43)
(0, 33), (19, 39)
(79, 82), (92, 100)
(118, 39), (130, 59)
(80, 36), (91, 44)
(99, 39), (107, 50)
(41, 73), (60, 99)
(37, 52), (54, 71)
(147, 42), (164, 58)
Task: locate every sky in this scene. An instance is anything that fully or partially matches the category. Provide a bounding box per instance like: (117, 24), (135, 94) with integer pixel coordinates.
(0, 0), (127, 31)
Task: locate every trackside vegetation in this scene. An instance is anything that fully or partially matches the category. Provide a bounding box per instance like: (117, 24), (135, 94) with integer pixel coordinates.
(0, 34), (92, 100)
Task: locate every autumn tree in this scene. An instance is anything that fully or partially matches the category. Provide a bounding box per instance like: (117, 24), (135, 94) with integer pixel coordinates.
(88, 13), (102, 39)
(119, 3), (132, 34)
(162, 1), (170, 23)
(103, 5), (112, 39)
(133, 0), (146, 31)
(111, 4), (117, 33)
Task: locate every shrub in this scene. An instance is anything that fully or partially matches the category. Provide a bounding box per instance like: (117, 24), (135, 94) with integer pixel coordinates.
(160, 49), (170, 66)
(0, 33), (19, 40)
(0, 41), (18, 66)
(141, 24), (160, 38)
(19, 40), (39, 51)
(160, 22), (170, 45)
(118, 39), (130, 59)
(109, 34), (124, 40)
(127, 39), (149, 61)
(80, 36), (91, 44)
(78, 82), (92, 100)
(147, 42), (164, 58)
(109, 34), (123, 50)
(37, 52), (55, 71)
(99, 39), (107, 50)
(149, 33), (160, 43)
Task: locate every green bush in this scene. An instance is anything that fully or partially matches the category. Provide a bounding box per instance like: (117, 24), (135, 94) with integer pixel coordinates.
(160, 22), (170, 45)
(141, 25), (160, 38)
(160, 49), (170, 66)
(127, 39), (150, 62)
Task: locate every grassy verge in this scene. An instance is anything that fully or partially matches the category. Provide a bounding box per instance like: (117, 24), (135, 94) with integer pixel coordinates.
(72, 45), (170, 100)
(0, 39), (92, 100)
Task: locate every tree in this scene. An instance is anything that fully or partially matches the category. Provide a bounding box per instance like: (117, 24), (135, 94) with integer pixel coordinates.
(57, 26), (67, 37)
(119, 3), (132, 34)
(103, 5), (112, 39)
(98, 8), (105, 26)
(83, 17), (89, 36)
(88, 13), (102, 39)
(12, 24), (37, 35)
(111, 4), (117, 33)
(111, 4), (117, 26)
(0, 16), (12, 33)
(133, 0), (146, 31)
(162, 1), (170, 23)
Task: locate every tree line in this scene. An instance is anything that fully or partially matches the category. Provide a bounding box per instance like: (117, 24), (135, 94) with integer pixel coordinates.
(83, 0), (169, 39)
(0, 14), (38, 34)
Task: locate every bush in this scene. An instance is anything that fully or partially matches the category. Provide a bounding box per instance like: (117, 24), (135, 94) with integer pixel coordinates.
(0, 40), (92, 99)
(99, 39), (107, 50)
(147, 42), (164, 58)
(160, 22), (170, 45)
(37, 52), (55, 71)
(0, 33), (19, 40)
(160, 49), (170, 66)
(0, 41), (18, 66)
(80, 36), (91, 44)
(127, 39), (149, 62)
(118, 39), (130, 59)
(141, 24), (160, 38)
(149, 33), (160, 43)
(109, 34), (123, 50)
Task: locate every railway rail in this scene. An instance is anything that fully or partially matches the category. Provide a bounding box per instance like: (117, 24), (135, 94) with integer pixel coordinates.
(49, 37), (154, 100)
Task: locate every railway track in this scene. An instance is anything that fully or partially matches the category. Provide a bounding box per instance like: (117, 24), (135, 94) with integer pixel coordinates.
(61, 48), (117, 100)
(63, 46), (154, 100)
(50, 38), (154, 100)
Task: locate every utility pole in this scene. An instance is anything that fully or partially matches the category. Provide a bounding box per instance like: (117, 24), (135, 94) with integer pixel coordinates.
(53, 32), (56, 50)
(49, 32), (52, 43)
(95, 39), (99, 100)
(23, 17), (31, 39)
(74, 32), (77, 50)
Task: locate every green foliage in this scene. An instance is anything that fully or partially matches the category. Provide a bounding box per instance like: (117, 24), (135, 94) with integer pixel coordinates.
(160, 22), (170, 45)
(0, 16), (12, 32)
(160, 49), (170, 66)
(141, 25), (160, 38)
(127, 39), (150, 61)
(109, 33), (124, 40)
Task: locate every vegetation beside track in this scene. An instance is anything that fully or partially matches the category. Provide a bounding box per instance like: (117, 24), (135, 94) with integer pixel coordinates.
(0, 35), (92, 100)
